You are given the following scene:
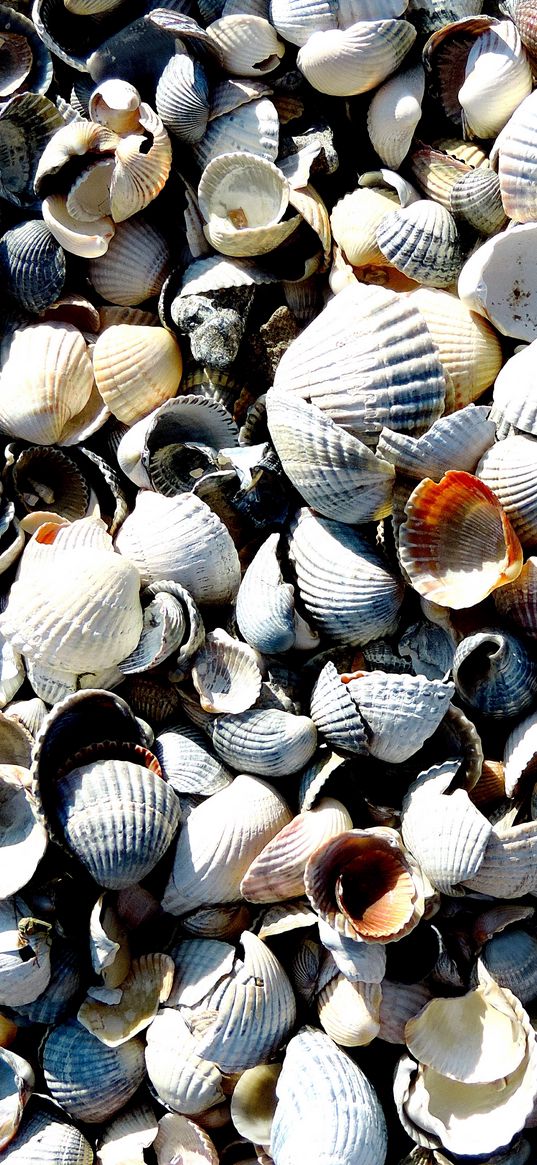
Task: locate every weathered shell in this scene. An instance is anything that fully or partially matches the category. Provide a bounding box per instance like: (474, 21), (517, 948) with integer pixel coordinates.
(376, 199), (462, 288)
(367, 64), (425, 170)
(0, 92), (63, 207)
(316, 973), (381, 1048)
(398, 471), (523, 608)
(495, 556), (537, 640)
(0, 1049), (33, 1151)
(109, 104), (172, 224)
(210, 707), (317, 777)
(198, 152), (298, 258)
(491, 341), (537, 439)
(97, 1102), (159, 1165)
(145, 1008), (224, 1116)
(482, 927), (537, 1004)
(240, 797), (353, 902)
(153, 1113), (218, 1165)
(0, 323), (98, 446)
(155, 52), (210, 143)
(463, 819), (537, 897)
(343, 670), (455, 763)
(3, 1098), (94, 1165)
(330, 183), (399, 267)
(296, 19), (416, 97)
(206, 15), (284, 75)
(235, 532), (319, 655)
(377, 405), (495, 481)
(269, 0), (337, 45)
(191, 630), (263, 714)
(401, 762), (492, 895)
(42, 193), (116, 260)
(92, 325), (182, 426)
(458, 222), (537, 342)
(0, 5), (52, 98)
(153, 723), (232, 796)
(78, 952), (174, 1045)
(42, 1019), (146, 1123)
(88, 218), (170, 308)
(453, 628), (537, 719)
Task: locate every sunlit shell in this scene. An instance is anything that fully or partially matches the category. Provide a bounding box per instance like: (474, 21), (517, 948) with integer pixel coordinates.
(459, 20), (532, 139)
(503, 707), (537, 797)
(42, 1019), (146, 1123)
(145, 1008), (224, 1115)
(377, 979), (432, 1045)
(401, 762), (492, 895)
(42, 193), (115, 259)
(90, 892), (131, 989)
(497, 89), (537, 223)
(0, 323), (97, 446)
(88, 218), (170, 308)
(458, 222), (537, 342)
(269, 0), (337, 45)
(210, 707), (317, 778)
(476, 433), (537, 548)
(316, 974), (381, 1047)
(398, 471), (523, 608)
(240, 797), (353, 902)
(449, 166), (507, 235)
(343, 670), (455, 763)
(330, 184), (399, 266)
(109, 104), (172, 223)
(0, 767), (47, 899)
(191, 629), (263, 714)
(463, 819), (537, 898)
(296, 19), (416, 97)
(4, 1099), (94, 1164)
(376, 199), (461, 287)
(155, 52), (210, 143)
(206, 15), (285, 76)
(407, 287), (503, 411)
(92, 325), (182, 426)
(153, 724), (232, 796)
(198, 152), (298, 258)
(367, 64), (424, 169)
(491, 341), (537, 438)
(453, 628), (537, 719)
(78, 953), (174, 1045)
(97, 1103), (159, 1165)
(154, 1113), (218, 1165)
(88, 80), (142, 134)
(235, 532), (319, 655)
(377, 404), (495, 481)
(193, 97), (279, 169)
(33, 119), (118, 194)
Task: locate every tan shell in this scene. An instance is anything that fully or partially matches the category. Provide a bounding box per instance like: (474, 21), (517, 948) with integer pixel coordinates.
(88, 218), (170, 307)
(317, 973), (381, 1047)
(0, 323), (99, 446)
(297, 19), (416, 97)
(110, 104), (172, 223)
(154, 1113), (218, 1165)
(407, 287), (503, 411)
(92, 325), (182, 425)
(78, 954), (174, 1045)
(89, 81), (143, 134)
(43, 193), (116, 258)
(97, 1103), (159, 1165)
(330, 185), (399, 266)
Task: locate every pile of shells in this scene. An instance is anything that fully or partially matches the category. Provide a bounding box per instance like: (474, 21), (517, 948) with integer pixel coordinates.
(4, 0), (537, 1162)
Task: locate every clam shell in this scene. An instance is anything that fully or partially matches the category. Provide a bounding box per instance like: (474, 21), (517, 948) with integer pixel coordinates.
(0, 900), (51, 1007)
(88, 217), (170, 307)
(230, 1063), (280, 1146)
(66, 158), (114, 222)
(198, 152), (298, 258)
(34, 120), (118, 192)
(463, 820), (537, 897)
(309, 667), (369, 755)
(109, 104), (171, 223)
(398, 471), (523, 608)
(0, 6), (52, 98)
(344, 670), (455, 763)
(191, 629), (263, 714)
(317, 973), (381, 1047)
(449, 167), (507, 235)
(503, 707), (537, 797)
(459, 20), (532, 139)
(0, 767), (47, 899)
(0, 323), (96, 446)
(167, 937), (236, 1009)
(154, 1113), (218, 1165)
(491, 341), (537, 438)
(3, 1099), (94, 1165)
(92, 325), (182, 426)
(193, 97), (279, 169)
(330, 185), (399, 266)
(236, 531), (319, 655)
(452, 628), (537, 719)
(377, 405), (495, 481)
(269, 0), (337, 45)
(458, 222), (537, 342)
(367, 64), (425, 170)
(287, 507), (404, 645)
(153, 724), (233, 796)
(42, 193), (115, 259)
(296, 19), (416, 97)
(210, 707), (317, 777)
(376, 199), (462, 288)
(145, 1008), (224, 1116)
(0, 92), (63, 207)
(270, 1026), (387, 1165)
(401, 762), (492, 895)
(9, 445), (90, 523)
(206, 15), (284, 76)
(162, 773), (292, 915)
(240, 797), (353, 902)
(407, 286), (503, 411)
(482, 928), (537, 1005)
(42, 1019), (146, 1123)
(317, 918), (386, 983)
(97, 1103), (159, 1165)
(155, 52), (209, 143)
(476, 433), (537, 548)
(78, 952), (174, 1045)
(497, 88), (537, 222)
(273, 280), (446, 448)
(88, 80), (142, 134)
(378, 979), (432, 1045)
(0, 220), (65, 314)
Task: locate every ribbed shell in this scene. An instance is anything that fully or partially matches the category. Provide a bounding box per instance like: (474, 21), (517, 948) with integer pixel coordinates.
(53, 758), (181, 888)
(476, 433), (537, 548)
(450, 167), (507, 235)
(270, 0), (337, 45)
(109, 105), (172, 224)
(145, 1009), (224, 1115)
(491, 341), (537, 438)
(296, 19), (416, 97)
(88, 218), (169, 308)
(309, 663), (369, 755)
(270, 1026), (387, 1165)
(206, 15), (284, 76)
(193, 98), (279, 169)
(192, 629), (262, 714)
(273, 281), (446, 448)
(0, 323), (94, 446)
(459, 20), (532, 140)
(287, 507), (404, 644)
(42, 1019), (146, 1123)
(377, 405), (495, 481)
(0, 220), (65, 314)
(330, 184), (399, 267)
(161, 773), (292, 915)
(367, 64), (424, 170)
(235, 532), (302, 654)
(482, 928), (537, 1004)
(376, 200), (462, 287)
(345, 671), (455, 763)
(153, 724), (233, 795)
(463, 820), (537, 897)
(240, 797), (353, 902)
(407, 286), (503, 411)
(453, 628), (537, 719)
(398, 471), (523, 608)
(198, 151), (295, 259)
(211, 708), (317, 777)
(92, 325), (182, 426)
(498, 89), (537, 222)
(156, 53), (209, 143)
(317, 974), (381, 1048)
(0, 92), (63, 207)
(42, 193), (115, 261)
(3, 1101), (94, 1165)
(495, 556), (537, 640)
(401, 763), (492, 895)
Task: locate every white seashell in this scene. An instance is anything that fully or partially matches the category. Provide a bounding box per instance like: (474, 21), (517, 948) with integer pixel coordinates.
(191, 629), (262, 714)
(0, 323), (97, 446)
(0, 1049), (33, 1151)
(0, 900), (51, 1007)
(235, 532), (320, 655)
(42, 192), (115, 259)
(89, 893), (130, 990)
(463, 820), (537, 898)
(198, 152), (298, 258)
(344, 671), (455, 763)
(316, 971), (381, 1047)
(401, 762), (492, 894)
(496, 88), (537, 223)
(270, 1026), (387, 1165)
(0, 767), (47, 899)
(193, 98), (279, 170)
(377, 979), (432, 1045)
(491, 340), (537, 438)
(97, 1103), (159, 1165)
(167, 938), (236, 1009)
(240, 797), (353, 902)
(154, 1113), (218, 1165)
(161, 773), (292, 915)
(317, 918), (386, 983)
(206, 15), (285, 76)
(458, 222), (537, 342)
(88, 218), (169, 308)
(297, 19), (416, 97)
(459, 21), (532, 140)
(338, 0), (407, 23)
(367, 64), (425, 169)
(66, 159), (114, 223)
(476, 433), (537, 548)
(330, 184), (399, 267)
(270, 0), (337, 46)
(109, 104), (172, 224)
(504, 708), (537, 797)
(145, 1008), (224, 1115)
(377, 404), (496, 481)
(210, 707), (317, 777)
(89, 81), (142, 134)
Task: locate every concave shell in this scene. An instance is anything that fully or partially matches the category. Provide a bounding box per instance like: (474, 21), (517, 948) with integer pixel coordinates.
(210, 707), (317, 777)
(401, 762), (492, 895)
(491, 341), (537, 439)
(459, 20), (532, 140)
(0, 517), (142, 674)
(476, 433), (537, 548)
(266, 389), (395, 524)
(452, 628), (537, 719)
(367, 64), (425, 170)
(114, 491), (241, 605)
(343, 670), (455, 763)
(0, 898), (51, 1006)
(92, 325), (182, 426)
(42, 1018), (146, 1123)
(50, 757), (181, 888)
(145, 1008), (224, 1116)
(305, 827), (424, 943)
(154, 1113), (218, 1165)
(9, 445), (90, 523)
(316, 973), (381, 1048)
(88, 80), (142, 134)
(109, 104), (172, 224)
(296, 19), (416, 97)
(495, 556), (537, 639)
(273, 280), (446, 448)
(406, 286), (502, 412)
(0, 767), (47, 899)
(270, 1025), (387, 1165)
(90, 891), (130, 989)
(0, 220), (65, 314)
(78, 952), (174, 1045)
(377, 404), (496, 482)
(0, 92), (63, 207)
(155, 52), (210, 143)
(230, 1063), (280, 1145)
(458, 222), (537, 342)
(0, 323), (96, 446)
(0, 1049), (33, 1151)
(42, 193), (115, 260)
(153, 724), (232, 796)
(3, 1098), (94, 1165)
(482, 927), (537, 1005)
(317, 918), (386, 984)
(88, 217), (169, 307)
(398, 471), (523, 608)
(330, 184), (399, 267)
(97, 1102), (159, 1165)
(193, 97), (279, 170)
(269, 0), (337, 46)
(449, 167), (507, 235)
(0, 5), (52, 98)
(198, 152), (298, 259)
(240, 797), (353, 902)
(235, 531), (318, 655)
(66, 158), (115, 222)
(376, 199), (462, 288)
(191, 630), (262, 714)
(287, 507), (404, 645)
(206, 15), (284, 76)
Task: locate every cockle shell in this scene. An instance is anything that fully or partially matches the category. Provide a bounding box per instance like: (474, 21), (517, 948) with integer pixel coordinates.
(458, 222), (537, 342)
(88, 81), (142, 134)
(198, 152), (298, 258)
(459, 20), (532, 139)
(482, 927), (537, 1005)
(491, 340), (537, 439)
(156, 52), (210, 143)
(398, 471), (523, 608)
(42, 1019), (146, 1123)
(206, 15), (284, 75)
(504, 707), (537, 797)
(330, 184), (399, 267)
(162, 773), (292, 915)
(42, 193), (116, 259)
(230, 1063), (280, 1146)
(316, 972), (381, 1047)
(0, 900), (51, 1007)
(401, 762), (492, 894)
(343, 670), (455, 763)
(90, 892), (130, 989)
(496, 89), (537, 222)
(0, 1050), (33, 1151)
(191, 629), (263, 714)
(317, 918), (386, 983)
(476, 433), (537, 548)
(495, 556), (537, 640)
(367, 64), (425, 169)
(452, 628), (537, 719)
(377, 404), (495, 481)
(193, 97), (279, 169)
(240, 797), (353, 902)
(210, 707), (317, 777)
(449, 166), (507, 236)
(153, 1113), (218, 1165)
(145, 1008), (224, 1116)
(92, 325), (182, 426)
(309, 667), (368, 756)
(270, 1026), (387, 1165)
(0, 323), (98, 446)
(235, 532), (319, 655)
(97, 1103), (159, 1165)
(109, 103), (172, 223)
(33, 120), (118, 194)
(88, 217), (170, 307)
(406, 287), (502, 411)
(296, 19), (416, 97)
(153, 724), (232, 796)
(0, 766), (47, 898)
(376, 199), (462, 287)
(269, 0), (337, 45)
(0, 219), (66, 315)
(463, 819), (537, 898)
(4, 1099), (94, 1164)
(0, 92), (63, 207)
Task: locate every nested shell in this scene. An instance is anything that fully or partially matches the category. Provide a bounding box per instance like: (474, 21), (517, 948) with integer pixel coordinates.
(296, 19), (416, 97)
(42, 1019), (146, 1123)
(92, 325), (182, 426)
(162, 773), (292, 915)
(287, 507), (404, 645)
(376, 200), (462, 288)
(191, 630), (262, 714)
(0, 92), (63, 207)
(269, 0), (337, 45)
(88, 217), (170, 307)
(449, 167), (507, 236)
(273, 280), (447, 448)
(235, 531), (319, 655)
(210, 707), (317, 777)
(0, 323), (98, 446)
(398, 471), (523, 608)
(401, 762), (492, 895)
(463, 819), (537, 898)
(270, 1026), (387, 1165)
(309, 663), (369, 756)
(9, 445), (90, 523)
(453, 628), (537, 719)
(109, 104), (172, 224)
(198, 152), (298, 258)
(240, 797), (353, 902)
(476, 433), (537, 548)
(114, 491), (241, 605)
(155, 52), (210, 143)
(3, 1099), (94, 1165)
(377, 405), (495, 482)
(367, 64), (425, 170)
(343, 670), (455, 763)
(458, 222), (537, 342)
(459, 20), (532, 140)
(266, 389), (395, 524)
(0, 220), (65, 314)
(495, 558), (537, 640)
(406, 287), (503, 412)
(206, 15), (284, 75)
(145, 1008), (224, 1116)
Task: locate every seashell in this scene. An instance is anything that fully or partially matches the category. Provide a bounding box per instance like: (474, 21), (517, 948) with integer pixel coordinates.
(452, 628), (537, 719)
(206, 16), (285, 76)
(408, 141), (471, 209)
(305, 826), (424, 943)
(198, 152), (299, 259)
(230, 1063), (280, 1145)
(121, 580), (203, 678)
(330, 184), (399, 267)
(0, 767), (47, 899)
(42, 1018), (146, 1123)
(377, 979), (433, 1045)
(343, 670), (455, 763)
(0, 1050), (33, 1151)
(449, 167), (507, 236)
(482, 927), (537, 1005)
(65, 158), (115, 223)
(316, 973), (381, 1047)
(476, 433), (537, 548)
(463, 819), (537, 897)
(0, 518), (143, 674)
(308, 668), (368, 756)
(273, 280), (446, 447)
(0, 220), (65, 314)
(491, 341), (537, 439)
(236, 532), (319, 655)
(166, 937), (237, 1009)
(4, 1097), (94, 1165)
(0, 92), (63, 207)
(266, 389), (394, 524)
(496, 89), (537, 223)
(92, 325), (182, 426)
(270, 0), (337, 46)
(458, 222), (537, 342)
(377, 404), (496, 482)
(270, 1026), (387, 1165)
(42, 193), (115, 259)
(0, 323), (97, 446)
(90, 892), (130, 990)
(504, 707), (537, 797)
(97, 1103), (159, 1165)
(191, 630), (262, 714)
(88, 80), (142, 135)
(398, 471), (523, 608)
(0, 499), (24, 580)
(210, 707), (317, 778)
(401, 761), (492, 895)
(193, 98), (279, 170)
(181, 902), (252, 941)
(367, 64), (425, 170)
(240, 797), (353, 902)
(156, 52), (210, 144)
(78, 952), (174, 1045)
(459, 20), (532, 140)
(138, 392), (240, 482)
(16, 936), (82, 1026)
(109, 103), (171, 224)
(8, 445), (90, 524)
(296, 19), (416, 97)
(287, 507), (405, 645)
(34, 119), (118, 194)
(0, 902), (52, 1006)
(0, 5), (52, 98)
(408, 287), (502, 412)
(153, 723), (232, 796)
(154, 1113), (218, 1165)
(88, 217), (170, 307)
(376, 199), (461, 288)
(115, 491), (241, 605)
(145, 1008), (224, 1116)
(317, 917), (386, 983)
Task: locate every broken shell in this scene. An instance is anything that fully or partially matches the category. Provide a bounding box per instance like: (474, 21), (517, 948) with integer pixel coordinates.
(459, 20), (532, 140)
(497, 89), (537, 222)
(449, 167), (508, 236)
(0, 219), (66, 315)
(230, 1063), (280, 1145)
(453, 628), (537, 719)
(377, 405), (496, 482)
(78, 952), (174, 1045)
(482, 927), (537, 1005)
(42, 193), (115, 259)
(206, 15), (285, 76)
(88, 80), (142, 134)
(235, 531), (319, 654)
(458, 222), (537, 342)
(191, 629), (263, 714)
(343, 670), (455, 763)
(109, 104), (172, 223)
(154, 1113), (218, 1165)
(97, 1102), (159, 1165)
(296, 19), (416, 97)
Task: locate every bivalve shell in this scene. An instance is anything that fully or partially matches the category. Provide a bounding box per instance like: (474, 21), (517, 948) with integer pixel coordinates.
(0, 220), (65, 314)
(92, 325), (182, 426)
(377, 404), (496, 481)
(407, 286), (502, 411)
(145, 1008), (224, 1116)
(449, 166), (507, 235)
(376, 199), (462, 288)
(367, 64), (425, 170)
(42, 1019), (146, 1123)
(88, 217), (170, 307)
(452, 628), (537, 719)
(458, 222), (537, 342)
(206, 15), (285, 75)
(3, 1099), (94, 1165)
(459, 20), (532, 139)
(198, 152), (298, 258)
(343, 670), (455, 763)
(235, 531), (319, 655)
(401, 761), (492, 895)
(476, 433), (537, 548)
(240, 797), (353, 902)
(296, 19), (416, 97)
(155, 52), (210, 143)
(0, 323), (96, 446)
(210, 707), (317, 777)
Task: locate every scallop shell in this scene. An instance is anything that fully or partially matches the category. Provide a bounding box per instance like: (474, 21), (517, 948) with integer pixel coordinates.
(343, 670), (455, 763)
(269, 0), (337, 46)
(401, 762), (492, 895)
(407, 286), (503, 411)
(476, 433), (537, 548)
(367, 64), (425, 170)
(92, 325), (182, 426)
(88, 217), (170, 308)
(193, 98), (279, 169)
(42, 1019), (146, 1123)
(155, 52), (210, 143)
(0, 323), (96, 446)
(459, 20), (532, 140)
(240, 797), (353, 902)
(42, 193), (115, 259)
(235, 531), (319, 655)
(145, 1008), (224, 1116)
(377, 405), (496, 481)
(458, 222), (537, 342)
(398, 471), (523, 608)
(287, 507), (404, 644)
(191, 629), (262, 714)
(198, 152), (298, 258)
(296, 19), (416, 97)
(161, 773), (292, 915)
(273, 280), (447, 448)
(210, 707), (317, 777)
(449, 167), (507, 235)
(270, 1026), (387, 1165)
(376, 199), (462, 288)
(206, 15), (284, 76)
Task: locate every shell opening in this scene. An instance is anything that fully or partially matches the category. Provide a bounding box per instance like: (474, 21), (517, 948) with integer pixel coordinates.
(333, 840), (415, 940)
